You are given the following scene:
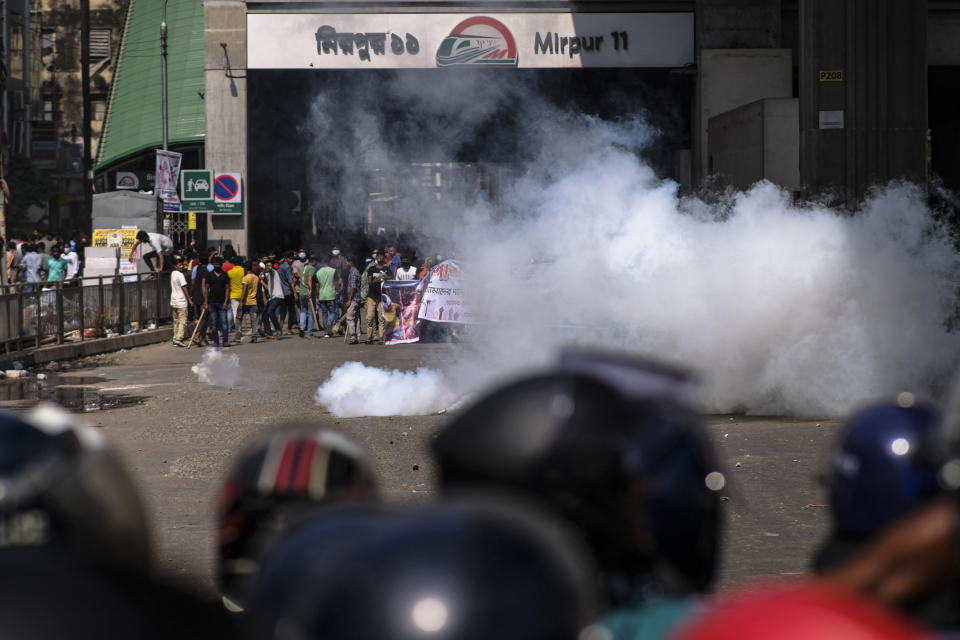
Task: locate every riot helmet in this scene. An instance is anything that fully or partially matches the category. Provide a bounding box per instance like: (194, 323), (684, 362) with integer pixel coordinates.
(0, 404), (150, 572)
(217, 425), (378, 610)
(246, 496), (599, 640)
(828, 402), (941, 539)
(433, 350), (724, 602)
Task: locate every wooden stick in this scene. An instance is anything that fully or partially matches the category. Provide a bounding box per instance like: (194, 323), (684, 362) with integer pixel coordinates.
(187, 308), (206, 349)
(308, 295), (320, 335)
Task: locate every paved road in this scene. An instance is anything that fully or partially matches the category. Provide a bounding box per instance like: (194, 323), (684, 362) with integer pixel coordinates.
(35, 335), (841, 596)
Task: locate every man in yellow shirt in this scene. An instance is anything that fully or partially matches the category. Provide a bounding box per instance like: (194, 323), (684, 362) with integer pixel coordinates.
(226, 259), (245, 343)
(237, 260), (262, 343)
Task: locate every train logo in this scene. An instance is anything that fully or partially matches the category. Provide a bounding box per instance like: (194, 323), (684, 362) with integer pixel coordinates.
(436, 17), (518, 67)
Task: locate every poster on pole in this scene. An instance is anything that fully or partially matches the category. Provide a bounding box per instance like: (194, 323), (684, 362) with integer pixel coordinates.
(418, 260), (474, 324)
(155, 150), (182, 193)
(382, 280), (425, 345)
(160, 190), (181, 212)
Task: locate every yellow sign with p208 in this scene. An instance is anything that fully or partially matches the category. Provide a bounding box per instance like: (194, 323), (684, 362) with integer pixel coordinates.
(819, 69), (844, 82)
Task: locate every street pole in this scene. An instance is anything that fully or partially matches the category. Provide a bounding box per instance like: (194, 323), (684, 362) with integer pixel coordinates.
(160, 0), (169, 151)
(158, 0), (169, 233)
(82, 0), (92, 231)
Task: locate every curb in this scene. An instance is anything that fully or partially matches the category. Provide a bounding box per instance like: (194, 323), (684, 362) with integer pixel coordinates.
(0, 328), (174, 370)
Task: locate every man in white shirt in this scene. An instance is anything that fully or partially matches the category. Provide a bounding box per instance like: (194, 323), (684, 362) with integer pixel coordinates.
(262, 262), (285, 338)
(21, 243), (44, 292)
(169, 255), (192, 347)
(394, 257), (418, 280)
(130, 231), (174, 273)
(64, 241), (80, 281)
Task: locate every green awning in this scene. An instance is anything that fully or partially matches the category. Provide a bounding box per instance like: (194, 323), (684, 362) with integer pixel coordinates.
(95, 0), (205, 171)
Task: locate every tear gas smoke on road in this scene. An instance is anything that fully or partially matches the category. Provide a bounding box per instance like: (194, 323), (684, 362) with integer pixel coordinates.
(316, 362), (458, 417)
(192, 348), (242, 388)
(306, 71), (960, 418)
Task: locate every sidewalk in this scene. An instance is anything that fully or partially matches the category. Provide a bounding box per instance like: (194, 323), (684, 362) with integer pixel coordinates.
(0, 326), (173, 370)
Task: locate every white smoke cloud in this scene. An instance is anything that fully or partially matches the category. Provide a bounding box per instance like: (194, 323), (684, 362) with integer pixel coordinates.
(315, 361), (458, 417)
(304, 72), (960, 418)
(192, 348), (241, 388)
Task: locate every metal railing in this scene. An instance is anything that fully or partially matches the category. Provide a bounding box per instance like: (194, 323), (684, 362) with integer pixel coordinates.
(0, 273), (173, 353)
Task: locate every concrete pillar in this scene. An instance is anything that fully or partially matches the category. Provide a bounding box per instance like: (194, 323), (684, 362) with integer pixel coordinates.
(697, 48), (793, 183)
(694, 0), (786, 185)
(799, 0), (927, 206)
(203, 0), (248, 254)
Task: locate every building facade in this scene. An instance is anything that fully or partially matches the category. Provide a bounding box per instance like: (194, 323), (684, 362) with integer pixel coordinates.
(88, 0), (960, 254)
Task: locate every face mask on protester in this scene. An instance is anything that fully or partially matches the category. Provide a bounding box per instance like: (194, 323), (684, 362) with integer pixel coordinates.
(332, 249), (341, 256)
(298, 252), (306, 260)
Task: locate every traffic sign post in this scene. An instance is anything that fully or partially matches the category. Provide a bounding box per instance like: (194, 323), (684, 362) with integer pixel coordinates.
(181, 169), (214, 212)
(212, 173), (243, 215)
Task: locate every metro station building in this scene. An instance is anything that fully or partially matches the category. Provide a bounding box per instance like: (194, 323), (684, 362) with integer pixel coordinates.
(94, 1), (960, 254)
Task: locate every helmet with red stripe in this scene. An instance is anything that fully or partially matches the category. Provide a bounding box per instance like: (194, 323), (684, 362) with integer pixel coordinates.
(216, 426), (378, 611)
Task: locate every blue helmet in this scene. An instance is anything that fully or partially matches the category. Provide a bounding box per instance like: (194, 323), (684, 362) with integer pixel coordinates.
(828, 402), (942, 538)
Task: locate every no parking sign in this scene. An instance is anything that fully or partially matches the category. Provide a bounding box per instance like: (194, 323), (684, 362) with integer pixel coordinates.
(213, 172), (243, 215)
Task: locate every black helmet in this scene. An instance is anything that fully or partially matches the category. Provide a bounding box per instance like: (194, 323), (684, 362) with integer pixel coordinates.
(433, 350), (724, 601)
(0, 404), (151, 572)
(246, 497), (599, 640)
(217, 425), (378, 610)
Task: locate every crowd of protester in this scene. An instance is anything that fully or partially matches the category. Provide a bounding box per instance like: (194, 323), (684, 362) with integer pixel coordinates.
(4, 228), (87, 291)
(168, 241), (440, 348)
(3, 347), (960, 639)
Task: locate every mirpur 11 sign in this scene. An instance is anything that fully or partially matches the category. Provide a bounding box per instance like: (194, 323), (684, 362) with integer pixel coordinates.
(247, 13), (694, 70)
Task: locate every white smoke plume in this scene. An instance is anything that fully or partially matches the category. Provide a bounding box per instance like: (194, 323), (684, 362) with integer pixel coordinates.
(315, 361), (458, 417)
(304, 71), (960, 418)
(192, 348), (241, 388)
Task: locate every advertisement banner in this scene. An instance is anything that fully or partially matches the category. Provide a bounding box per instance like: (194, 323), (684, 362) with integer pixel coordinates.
(160, 189), (181, 212)
(248, 13), (694, 70)
(418, 260), (474, 324)
(382, 280), (425, 345)
(91, 228), (139, 277)
(155, 150), (182, 193)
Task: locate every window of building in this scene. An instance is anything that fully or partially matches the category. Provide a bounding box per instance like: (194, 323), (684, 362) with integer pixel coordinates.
(90, 29), (112, 61)
(42, 101), (54, 122)
(41, 29), (56, 62)
(8, 11), (23, 81)
(93, 99), (106, 121)
(11, 121), (25, 154)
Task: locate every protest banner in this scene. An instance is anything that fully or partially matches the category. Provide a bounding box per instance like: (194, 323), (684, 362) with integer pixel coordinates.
(382, 280), (425, 345)
(417, 260), (474, 324)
